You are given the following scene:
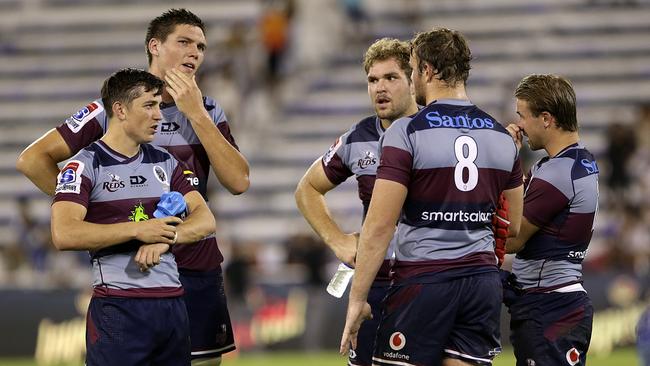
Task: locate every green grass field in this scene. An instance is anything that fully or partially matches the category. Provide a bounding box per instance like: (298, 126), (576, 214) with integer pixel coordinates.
(0, 348), (640, 366)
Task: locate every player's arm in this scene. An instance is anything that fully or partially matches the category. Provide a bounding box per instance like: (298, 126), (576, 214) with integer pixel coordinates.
(340, 179), (407, 354)
(16, 129), (73, 196)
(174, 190), (216, 244)
(502, 184), (524, 238)
(51, 201), (181, 251)
(295, 159), (357, 266)
(506, 217), (539, 254)
(164, 69), (250, 195)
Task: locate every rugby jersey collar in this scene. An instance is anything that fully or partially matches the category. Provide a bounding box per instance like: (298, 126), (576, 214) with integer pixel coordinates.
(375, 116), (386, 134)
(431, 98), (474, 106)
(96, 140), (143, 164)
(553, 142), (581, 158)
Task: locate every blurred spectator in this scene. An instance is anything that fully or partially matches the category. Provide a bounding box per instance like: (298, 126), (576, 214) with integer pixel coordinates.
(286, 234), (329, 286)
(225, 241), (258, 300)
(260, 0), (292, 86)
(14, 195), (50, 272)
(638, 306), (650, 366)
(338, 0), (369, 45)
(605, 123), (637, 193)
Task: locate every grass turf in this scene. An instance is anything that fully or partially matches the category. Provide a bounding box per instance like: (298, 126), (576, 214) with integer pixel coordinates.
(0, 348), (639, 365)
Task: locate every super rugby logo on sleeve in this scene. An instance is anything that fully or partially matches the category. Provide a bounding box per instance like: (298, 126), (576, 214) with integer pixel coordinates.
(65, 102), (103, 133)
(55, 160), (84, 194)
(323, 137), (343, 166)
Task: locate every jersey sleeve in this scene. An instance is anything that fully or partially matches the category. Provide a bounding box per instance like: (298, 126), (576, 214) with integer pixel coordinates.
(53, 152), (95, 208)
(505, 158), (524, 189)
(170, 158), (196, 196)
(376, 117), (413, 187)
(55, 101), (106, 154)
(205, 96), (240, 150)
(320, 131), (354, 185)
(523, 175), (570, 228)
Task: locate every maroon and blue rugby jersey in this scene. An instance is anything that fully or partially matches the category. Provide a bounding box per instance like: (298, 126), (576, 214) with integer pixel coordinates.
(321, 115), (395, 282)
(53, 141), (195, 298)
(377, 99), (523, 281)
(56, 97), (238, 271)
(513, 143), (599, 292)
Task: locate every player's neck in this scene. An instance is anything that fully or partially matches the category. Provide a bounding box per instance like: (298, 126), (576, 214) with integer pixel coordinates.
(147, 65), (175, 103)
(102, 125), (141, 158)
(426, 83), (469, 105)
(545, 131), (580, 157)
(381, 102), (419, 129)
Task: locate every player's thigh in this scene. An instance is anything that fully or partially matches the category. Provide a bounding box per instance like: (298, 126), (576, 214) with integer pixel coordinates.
(444, 272), (502, 365)
(151, 297), (191, 365)
(180, 270), (236, 358)
(86, 297), (171, 366)
(373, 282), (459, 366)
(511, 292), (593, 366)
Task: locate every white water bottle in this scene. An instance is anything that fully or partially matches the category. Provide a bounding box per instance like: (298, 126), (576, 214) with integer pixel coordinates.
(326, 263), (355, 298)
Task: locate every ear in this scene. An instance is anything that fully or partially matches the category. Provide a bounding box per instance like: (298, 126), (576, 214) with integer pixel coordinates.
(112, 101), (127, 120)
(540, 111), (554, 128)
(148, 38), (161, 58)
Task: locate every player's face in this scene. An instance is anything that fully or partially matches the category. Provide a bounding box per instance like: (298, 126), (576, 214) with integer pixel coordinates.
(124, 90), (163, 144)
(153, 24), (206, 76)
(409, 54), (427, 106)
(516, 98), (545, 151)
(367, 58), (414, 123)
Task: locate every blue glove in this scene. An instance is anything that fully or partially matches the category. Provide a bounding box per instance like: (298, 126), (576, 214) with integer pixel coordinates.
(153, 191), (187, 219)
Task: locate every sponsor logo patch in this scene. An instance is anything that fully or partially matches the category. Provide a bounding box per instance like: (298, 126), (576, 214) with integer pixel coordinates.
(65, 102), (103, 133)
(323, 137), (343, 166)
(161, 121), (180, 133)
(129, 202), (149, 222)
(129, 175), (147, 186)
(566, 348), (580, 365)
(55, 160), (84, 194)
(183, 170), (199, 187)
(389, 332), (406, 351)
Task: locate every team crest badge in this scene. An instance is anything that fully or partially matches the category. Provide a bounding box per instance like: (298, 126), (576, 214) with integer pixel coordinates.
(153, 165), (168, 185)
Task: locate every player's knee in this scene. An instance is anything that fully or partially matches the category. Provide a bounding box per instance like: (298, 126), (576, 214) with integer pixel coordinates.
(191, 356), (221, 366)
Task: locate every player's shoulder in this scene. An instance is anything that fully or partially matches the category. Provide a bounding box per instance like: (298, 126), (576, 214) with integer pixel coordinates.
(140, 143), (175, 164)
(202, 96), (225, 116)
(345, 115), (381, 144)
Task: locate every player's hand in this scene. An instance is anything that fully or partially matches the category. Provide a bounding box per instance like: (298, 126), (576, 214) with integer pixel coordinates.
(492, 193), (510, 267)
(332, 232), (359, 268)
(135, 243), (170, 272)
(164, 68), (205, 117)
(134, 217), (182, 244)
(339, 300), (372, 355)
(506, 123), (523, 151)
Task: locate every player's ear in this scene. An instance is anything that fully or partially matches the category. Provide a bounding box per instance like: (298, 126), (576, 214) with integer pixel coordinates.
(541, 111), (553, 128)
(113, 101), (127, 120)
(148, 38), (161, 58)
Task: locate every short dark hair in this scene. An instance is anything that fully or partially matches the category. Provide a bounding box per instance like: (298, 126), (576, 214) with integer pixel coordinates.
(410, 28), (472, 86)
(101, 68), (164, 118)
(515, 74), (578, 132)
(363, 38), (412, 81)
(145, 8), (206, 65)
